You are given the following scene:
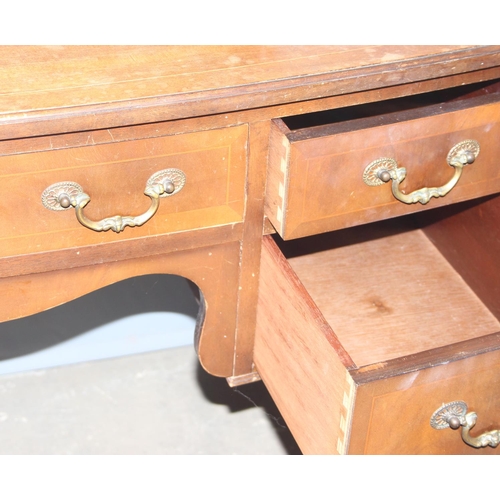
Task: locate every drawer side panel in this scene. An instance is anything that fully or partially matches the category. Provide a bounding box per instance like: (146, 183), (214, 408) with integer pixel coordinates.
(265, 119), (290, 236)
(254, 235), (355, 454)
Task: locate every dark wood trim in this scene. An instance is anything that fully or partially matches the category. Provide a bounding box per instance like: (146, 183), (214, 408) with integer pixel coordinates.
(351, 331), (500, 384)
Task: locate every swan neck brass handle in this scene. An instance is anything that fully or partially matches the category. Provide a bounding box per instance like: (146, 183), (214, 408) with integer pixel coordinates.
(41, 168), (186, 233)
(363, 140), (480, 205)
(430, 401), (500, 449)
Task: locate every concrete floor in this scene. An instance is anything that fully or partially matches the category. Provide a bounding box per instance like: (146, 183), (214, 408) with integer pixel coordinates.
(0, 345), (301, 454)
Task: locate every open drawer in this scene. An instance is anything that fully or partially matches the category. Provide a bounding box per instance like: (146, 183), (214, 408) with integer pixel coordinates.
(266, 80), (500, 239)
(254, 194), (500, 454)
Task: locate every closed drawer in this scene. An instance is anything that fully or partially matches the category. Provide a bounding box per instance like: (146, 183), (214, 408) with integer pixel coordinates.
(254, 194), (500, 454)
(0, 125), (247, 259)
(266, 81), (500, 239)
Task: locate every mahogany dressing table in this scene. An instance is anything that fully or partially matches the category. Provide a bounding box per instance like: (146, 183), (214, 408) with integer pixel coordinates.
(1, 46), (500, 454)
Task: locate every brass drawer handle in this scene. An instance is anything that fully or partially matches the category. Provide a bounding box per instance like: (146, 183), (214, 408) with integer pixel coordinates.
(363, 140), (480, 205)
(41, 168), (186, 233)
(430, 400), (500, 449)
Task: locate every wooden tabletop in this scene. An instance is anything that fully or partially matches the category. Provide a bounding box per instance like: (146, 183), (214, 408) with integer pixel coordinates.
(1, 45), (499, 138)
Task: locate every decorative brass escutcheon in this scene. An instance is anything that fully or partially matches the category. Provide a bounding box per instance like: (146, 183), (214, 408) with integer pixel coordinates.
(430, 400), (500, 449)
(363, 139), (480, 205)
(41, 168), (186, 233)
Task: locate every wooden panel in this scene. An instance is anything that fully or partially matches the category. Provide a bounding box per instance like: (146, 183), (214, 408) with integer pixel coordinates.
(269, 91), (500, 239)
(257, 227), (500, 453)
(4, 45), (500, 453)
(349, 348), (500, 454)
(3, 66), (500, 161)
(0, 125), (247, 259)
(0, 46), (477, 110)
(282, 219), (500, 367)
(258, 203), (500, 454)
(419, 194), (500, 319)
(0, 223), (244, 280)
(230, 121), (270, 379)
(0, 241), (241, 378)
(254, 236), (355, 454)
(351, 332), (500, 385)
(2, 46), (498, 139)
(266, 119), (291, 237)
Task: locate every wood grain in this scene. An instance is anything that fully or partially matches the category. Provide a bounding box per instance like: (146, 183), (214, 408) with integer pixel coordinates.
(269, 88), (500, 239)
(2, 66), (500, 160)
(419, 194), (500, 319)
(230, 121), (269, 379)
(0, 222), (243, 280)
(256, 223), (500, 452)
(349, 348), (500, 454)
(1, 46), (499, 139)
(351, 332), (500, 385)
(283, 219), (500, 367)
(265, 119), (291, 237)
(0, 241), (242, 378)
(0, 125), (247, 260)
(254, 236), (355, 454)
(3, 46), (500, 453)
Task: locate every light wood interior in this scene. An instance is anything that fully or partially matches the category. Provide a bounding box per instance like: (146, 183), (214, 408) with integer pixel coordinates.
(278, 213), (500, 367)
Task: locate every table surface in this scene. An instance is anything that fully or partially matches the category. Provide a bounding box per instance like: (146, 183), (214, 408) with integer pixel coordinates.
(2, 45), (498, 139)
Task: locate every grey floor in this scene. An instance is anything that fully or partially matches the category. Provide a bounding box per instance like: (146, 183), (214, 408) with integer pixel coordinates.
(0, 346), (300, 454)
(0, 275), (300, 455)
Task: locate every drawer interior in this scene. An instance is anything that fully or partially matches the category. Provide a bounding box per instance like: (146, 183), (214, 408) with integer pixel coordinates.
(282, 78), (500, 133)
(271, 194), (500, 367)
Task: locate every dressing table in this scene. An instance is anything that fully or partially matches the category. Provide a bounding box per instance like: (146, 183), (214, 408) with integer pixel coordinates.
(1, 45), (500, 454)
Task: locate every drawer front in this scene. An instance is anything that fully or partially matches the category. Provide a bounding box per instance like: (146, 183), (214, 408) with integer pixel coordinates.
(349, 349), (500, 455)
(0, 125), (247, 258)
(266, 94), (500, 239)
